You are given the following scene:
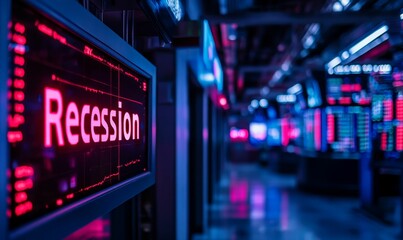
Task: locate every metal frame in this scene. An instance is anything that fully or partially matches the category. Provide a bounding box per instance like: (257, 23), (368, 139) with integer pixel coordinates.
(4, 0), (156, 239)
(1, 0), (12, 239)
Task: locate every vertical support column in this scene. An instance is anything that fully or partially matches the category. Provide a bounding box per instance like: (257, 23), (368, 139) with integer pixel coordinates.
(155, 51), (176, 240)
(154, 48), (198, 240)
(208, 100), (217, 204)
(175, 49), (195, 240)
(188, 78), (209, 235)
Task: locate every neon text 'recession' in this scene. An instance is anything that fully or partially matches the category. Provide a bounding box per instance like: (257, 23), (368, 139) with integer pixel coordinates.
(44, 87), (140, 147)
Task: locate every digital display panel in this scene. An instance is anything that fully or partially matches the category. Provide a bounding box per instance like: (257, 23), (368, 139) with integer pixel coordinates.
(326, 75), (371, 106)
(305, 79), (322, 108)
(370, 72), (403, 159)
(7, 3), (149, 228)
(302, 109), (321, 151)
(279, 118), (302, 147)
(325, 106), (370, 153)
(249, 122), (267, 145)
(267, 120), (281, 146)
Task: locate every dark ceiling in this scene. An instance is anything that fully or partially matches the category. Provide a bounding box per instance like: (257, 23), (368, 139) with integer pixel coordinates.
(197, 0), (403, 112)
(83, 0), (403, 113)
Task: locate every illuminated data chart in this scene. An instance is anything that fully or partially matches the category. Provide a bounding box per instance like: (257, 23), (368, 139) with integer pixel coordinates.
(370, 72), (403, 160)
(303, 109), (321, 151)
(325, 107), (370, 153)
(7, 3), (149, 228)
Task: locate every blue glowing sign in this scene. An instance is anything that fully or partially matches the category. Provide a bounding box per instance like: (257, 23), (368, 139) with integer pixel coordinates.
(199, 20), (223, 92)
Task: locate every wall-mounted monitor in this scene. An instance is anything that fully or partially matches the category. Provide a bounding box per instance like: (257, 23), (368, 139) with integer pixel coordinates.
(2, 0), (156, 239)
(370, 72), (403, 159)
(325, 106), (370, 153)
(305, 78), (322, 108)
(198, 20), (223, 92)
(326, 74), (371, 106)
(267, 120), (281, 147)
(302, 109), (322, 151)
(249, 122), (267, 145)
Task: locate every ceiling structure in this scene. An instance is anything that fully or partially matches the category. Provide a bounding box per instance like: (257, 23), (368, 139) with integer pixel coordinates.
(83, 0), (403, 114)
(195, 0), (403, 113)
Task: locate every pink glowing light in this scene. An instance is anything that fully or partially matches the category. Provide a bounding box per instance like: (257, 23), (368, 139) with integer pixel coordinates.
(314, 109), (321, 151)
(381, 132), (387, 151)
(8, 114), (25, 128)
(44, 88), (65, 147)
(15, 192), (28, 203)
(327, 97), (336, 105)
(230, 129), (238, 139)
(383, 99), (393, 121)
(14, 91), (25, 101)
(238, 129), (248, 139)
(15, 166), (34, 178)
(14, 68), (25, 78)
(339, 97), (352, 105)
(14, 201), (32, 216)
(12, 34), (26, 45)
(14, 45), (26, 55)
(8, 131), (23, 143)
(14, 79), (25, 89)
(44, 88), (141, 147)
(15, 103), (25, 113)
(219, 97), (227, 106)
(56, 199), (63, 206)
(14, 179), (33, 191)
(14, 23), (25, 34)
(14, 56), (25, 66)
(281, 119), (289, 146)
(327, 114), (335, 143)
(36, 22), (53, 37)
(397, 125), (403, 151)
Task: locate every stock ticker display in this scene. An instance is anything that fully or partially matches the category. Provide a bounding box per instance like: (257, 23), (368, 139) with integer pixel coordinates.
(326, 75), (371, 106)
(325, 106), (370, 153)
(370, 73), (403, 159)
(325, 74), (371, 153)
(7, 3), (149, 228)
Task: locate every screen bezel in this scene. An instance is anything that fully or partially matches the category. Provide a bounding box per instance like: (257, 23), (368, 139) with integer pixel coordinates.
(3, 0), (156, 239)
(0, 0), (11, 239)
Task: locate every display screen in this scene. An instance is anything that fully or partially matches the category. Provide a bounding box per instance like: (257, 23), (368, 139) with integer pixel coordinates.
(326, 74), (371, 106)
(370, 72), (403, 159)
(325, 106), (370, 153)
(249, 122), (267, 144)
(279, 118), (302, 147)
(305, 79), (322, 108)
(302, 109), (321, 151)
(7, 3), (149, 228)
(267, 120), (281, 146)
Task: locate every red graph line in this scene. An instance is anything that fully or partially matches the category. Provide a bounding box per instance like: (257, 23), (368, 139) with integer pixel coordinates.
(78, 159), (141, 193)
(52, 74), (143, 105)
(118, 159), (141, 168)
(35, 22), (141, 85)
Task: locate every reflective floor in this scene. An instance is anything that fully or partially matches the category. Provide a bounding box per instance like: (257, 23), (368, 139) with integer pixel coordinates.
(195, 164), (401, 240)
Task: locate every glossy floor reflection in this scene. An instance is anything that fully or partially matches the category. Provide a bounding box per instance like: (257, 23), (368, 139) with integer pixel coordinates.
(195, 164), (401, 240)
